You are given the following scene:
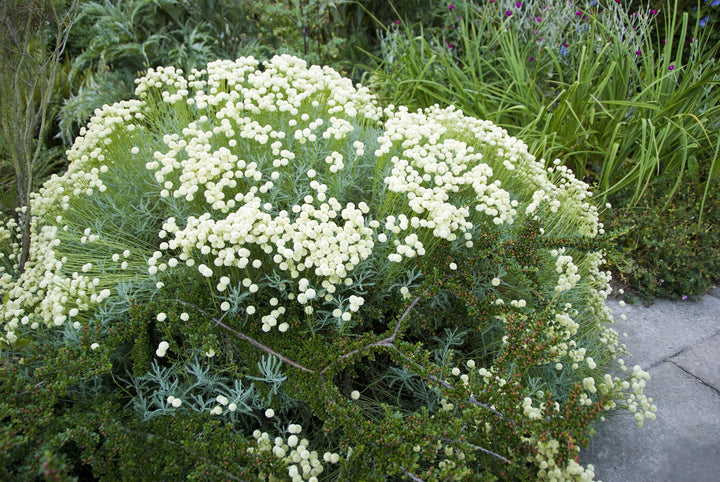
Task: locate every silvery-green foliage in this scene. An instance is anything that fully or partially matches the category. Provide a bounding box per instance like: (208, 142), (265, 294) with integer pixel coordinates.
(247, 355), (287, 395)
(127, 357), (261, 422)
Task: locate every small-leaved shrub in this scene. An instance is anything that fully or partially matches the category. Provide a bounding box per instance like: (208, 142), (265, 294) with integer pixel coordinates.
(605, 177), (720, 303)
(1, 55), (654, 480)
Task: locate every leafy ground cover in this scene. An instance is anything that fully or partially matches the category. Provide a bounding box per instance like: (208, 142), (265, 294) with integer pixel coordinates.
(0, 55), (654, 480)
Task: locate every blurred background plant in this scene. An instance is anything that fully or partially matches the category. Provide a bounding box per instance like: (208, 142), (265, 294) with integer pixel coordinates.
(58, 0), (466, 148)
(607, 177), (720, 303)
(58, 0), (262, 146)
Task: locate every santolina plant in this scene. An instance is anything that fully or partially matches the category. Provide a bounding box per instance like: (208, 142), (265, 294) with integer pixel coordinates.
(0, 55), (654, 480)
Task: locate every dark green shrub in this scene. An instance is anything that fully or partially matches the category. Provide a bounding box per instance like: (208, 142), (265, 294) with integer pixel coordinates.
(605, 177), (720, 302)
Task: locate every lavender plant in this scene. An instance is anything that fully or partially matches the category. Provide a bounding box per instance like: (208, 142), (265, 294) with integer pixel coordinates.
(1, 55), (654, 480)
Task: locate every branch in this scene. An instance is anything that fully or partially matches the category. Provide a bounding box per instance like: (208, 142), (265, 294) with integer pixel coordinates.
(386, 344), (508, 421)
(173, 296), (422, 379)
(15, 380), (46, 397)
(173, 300), (314, 373)
(440, 438), (512, 464)
(318, 295), (421, 376)
(401, 466), (425, 481)
(174, 296), (508, 421)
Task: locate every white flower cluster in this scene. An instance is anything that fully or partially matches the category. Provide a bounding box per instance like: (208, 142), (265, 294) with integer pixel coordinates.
(131, 56), (391, 331)
(249, 424), (340, 481)
(34, 98), (146, 218)
(379, 106), (519, 244)
(134, 64), (190, 102)
(524, 159), (601, 237)
(522, 397), (544, 420)
(523, 436), (596, 481)
(553, 248), (581, 292)
(597, 362), (657, 426)
(209, 394), (243, 415)
(156, 341), (170, 357)
(0, 53), (607, 342)
(0, 223), (113, 334)
(158, 195), (374, 329)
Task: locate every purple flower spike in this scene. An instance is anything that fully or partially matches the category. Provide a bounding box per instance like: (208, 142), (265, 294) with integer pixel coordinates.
(516, 1), (522, 7)
(636, 50), (642, 55)
(682, 295), (688, 300)
(529, 56), (535, 61)
(449, 3), (455, 10)
(669, 64), (675, 70)
(651, 9), (658, 14)
(576, 10), (582, 15)
(506, 10), (512, 15)
(395, 20), (401, 24)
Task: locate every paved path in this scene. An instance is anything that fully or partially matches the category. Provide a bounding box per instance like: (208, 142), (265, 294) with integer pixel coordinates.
(580, 289), (720, 481)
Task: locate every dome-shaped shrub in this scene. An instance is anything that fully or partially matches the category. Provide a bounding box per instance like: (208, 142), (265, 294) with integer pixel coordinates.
(0, 55), (654, 480)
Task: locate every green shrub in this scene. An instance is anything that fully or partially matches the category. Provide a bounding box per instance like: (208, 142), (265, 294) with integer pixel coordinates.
(605, 177), (720, 303)
(1, 55), (654, 480)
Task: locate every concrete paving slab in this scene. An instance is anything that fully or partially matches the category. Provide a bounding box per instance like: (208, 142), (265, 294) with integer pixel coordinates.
(581, 362), (720, 482)
(671, 332), (720, 392)
(607, 297), (720, 368)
